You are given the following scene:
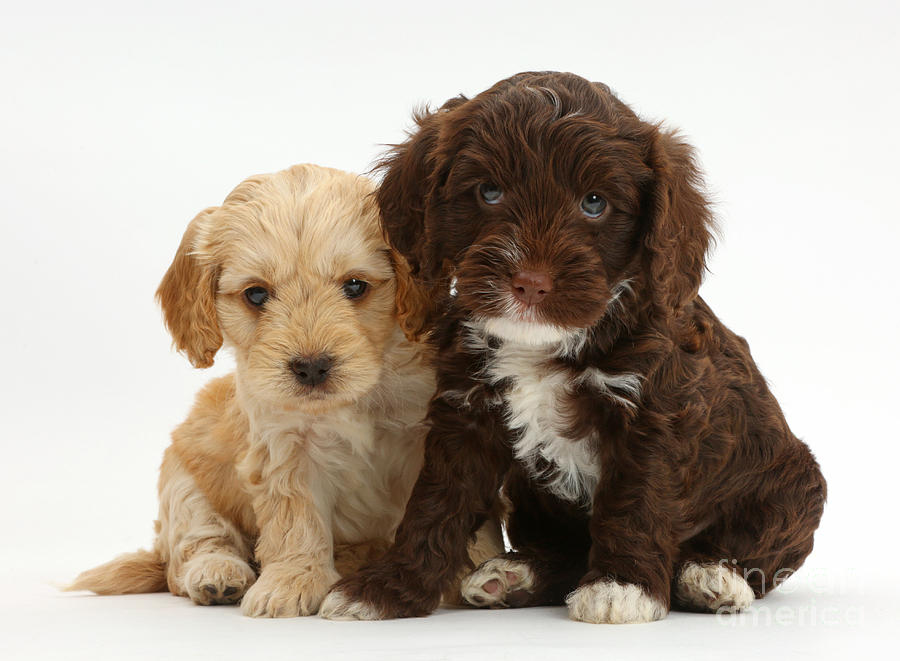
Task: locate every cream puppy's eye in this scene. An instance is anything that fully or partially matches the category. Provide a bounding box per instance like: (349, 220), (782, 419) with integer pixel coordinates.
(342, 279), (368, 300)
(478, 182), (503, 204)
(581, 193), (608, 218)
(244, 286), (269, 307)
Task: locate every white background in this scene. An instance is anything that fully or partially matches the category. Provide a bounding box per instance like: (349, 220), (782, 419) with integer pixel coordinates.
(1, 1), (898, 659)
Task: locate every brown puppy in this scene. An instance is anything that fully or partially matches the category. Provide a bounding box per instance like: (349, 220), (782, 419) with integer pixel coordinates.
(67, 164), (500, 617)
(320, 73), (826, 623)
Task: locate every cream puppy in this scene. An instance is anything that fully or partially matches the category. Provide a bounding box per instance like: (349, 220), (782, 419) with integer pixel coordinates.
(67, 164), (500, 617)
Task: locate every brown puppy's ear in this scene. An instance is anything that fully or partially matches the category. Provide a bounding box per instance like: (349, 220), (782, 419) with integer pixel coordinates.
(643, 129), (715, 313)
(375, 97), (465, 277)
(156, 208), (222, 368)
(389, 248), (432, 342)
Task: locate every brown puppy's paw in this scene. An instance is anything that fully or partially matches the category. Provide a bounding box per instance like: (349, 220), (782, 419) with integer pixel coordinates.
(183, 552), (256, 605)
(460, 558), (535, 608)
(674, 562), (754, 613)
(318, 589), (386, 620)
(319, 564), (440, 620)
(566, 579), (667, 624)
(240, 564), (340, 618)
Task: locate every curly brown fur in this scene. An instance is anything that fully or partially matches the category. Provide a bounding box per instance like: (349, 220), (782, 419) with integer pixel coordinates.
(321, 72), (825, 624)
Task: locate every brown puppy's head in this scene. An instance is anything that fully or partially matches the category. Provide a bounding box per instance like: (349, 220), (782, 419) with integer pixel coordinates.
(377, 71), (713, 345)
(157, 164), (420, 411)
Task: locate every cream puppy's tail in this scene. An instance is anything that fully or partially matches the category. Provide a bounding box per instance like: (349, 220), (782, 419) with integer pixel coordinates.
(65, 549), (167, 594)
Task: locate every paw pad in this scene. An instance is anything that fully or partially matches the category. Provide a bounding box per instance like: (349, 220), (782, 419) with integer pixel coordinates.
(461, 559), (535, 608)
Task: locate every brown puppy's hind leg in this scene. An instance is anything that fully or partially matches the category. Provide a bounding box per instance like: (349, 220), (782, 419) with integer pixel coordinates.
(461, 549), (588, 608)
(674, 444), (826, 612)
(462, 466), (591, 608)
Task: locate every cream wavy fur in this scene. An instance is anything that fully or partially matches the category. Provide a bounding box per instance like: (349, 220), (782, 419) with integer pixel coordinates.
(66, 164), (501, 616)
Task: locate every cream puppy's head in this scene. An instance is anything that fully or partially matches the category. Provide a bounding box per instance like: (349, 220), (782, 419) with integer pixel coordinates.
(157, 164), (424, 412)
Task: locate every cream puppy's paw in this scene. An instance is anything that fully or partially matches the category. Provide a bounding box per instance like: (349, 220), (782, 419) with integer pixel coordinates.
(240, 564), (340, 617)
(183, 552), (256, 605)
(566, 580), (667, 624)
(318, 590), (384, 620)
(675, 562), (755, 613)
(461, 557), (535, 608)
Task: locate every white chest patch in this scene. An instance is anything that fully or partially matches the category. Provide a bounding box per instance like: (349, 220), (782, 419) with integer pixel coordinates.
(470, 321), (641, 507)
(490, 344), (599, 506)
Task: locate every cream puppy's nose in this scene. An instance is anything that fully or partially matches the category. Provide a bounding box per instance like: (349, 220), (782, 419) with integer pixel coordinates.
(289, 354), (333, 386)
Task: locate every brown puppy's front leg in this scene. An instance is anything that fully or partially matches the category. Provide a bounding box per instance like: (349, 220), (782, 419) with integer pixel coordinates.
(567, 456), (681, 624)
(320, 400), (511, 620)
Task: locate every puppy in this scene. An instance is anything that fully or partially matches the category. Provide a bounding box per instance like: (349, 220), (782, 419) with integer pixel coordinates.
(320, 73), (826, 623)
(67, 164), (501, 617)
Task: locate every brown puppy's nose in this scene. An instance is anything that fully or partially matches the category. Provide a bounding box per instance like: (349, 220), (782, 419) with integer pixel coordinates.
(289, 354), (333, 386)
(511, 271), (553, 306)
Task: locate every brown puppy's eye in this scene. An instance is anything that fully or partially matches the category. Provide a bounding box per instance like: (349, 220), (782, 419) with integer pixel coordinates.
(244, 286), (269, 307)
(581, 193), (608, 218)
(342, 279), (368, 300)
(478, 182), (503, 205)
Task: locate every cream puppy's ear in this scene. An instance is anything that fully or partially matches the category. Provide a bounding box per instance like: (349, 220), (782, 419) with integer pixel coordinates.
(156, 208), (222, 368)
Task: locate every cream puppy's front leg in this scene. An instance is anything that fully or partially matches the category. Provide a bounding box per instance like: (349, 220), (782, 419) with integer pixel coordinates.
(239, 436), (340, 617)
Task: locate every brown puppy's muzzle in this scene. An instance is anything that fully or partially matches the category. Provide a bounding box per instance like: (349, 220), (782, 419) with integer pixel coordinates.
(510, 270), (553, 307)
